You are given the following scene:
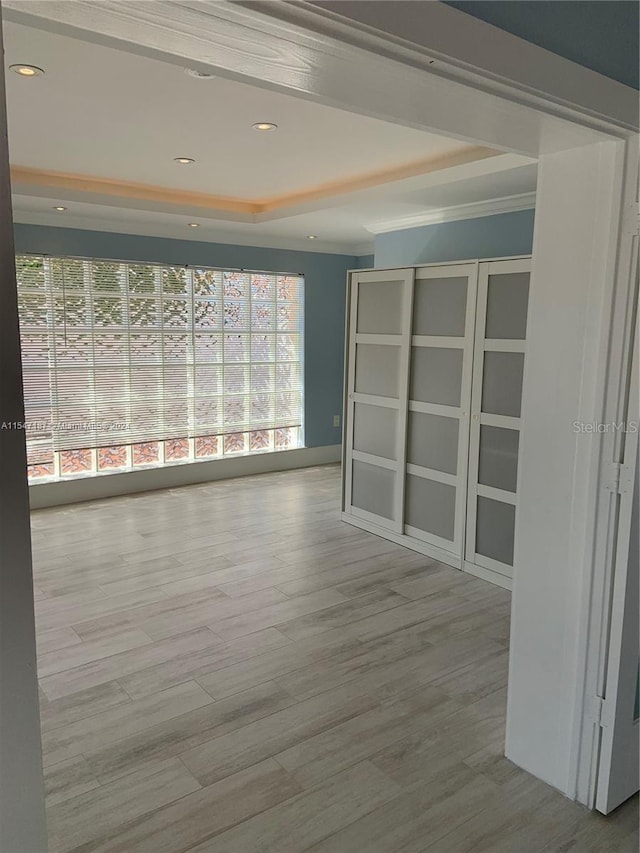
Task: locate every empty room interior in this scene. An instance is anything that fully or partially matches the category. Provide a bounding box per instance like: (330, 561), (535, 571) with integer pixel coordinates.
(0, 2), (638, 852)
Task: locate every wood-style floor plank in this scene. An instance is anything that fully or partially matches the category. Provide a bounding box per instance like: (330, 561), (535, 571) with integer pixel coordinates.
(46, 757), (202, 853)
(39, 680), (133, 734)
(86, 759), (303, 853)
(40, 628), (222, 700)
(83, 680), (297, 784)
(41, 681), (214, 767)
(118, 626), (291, 700)
(186, 760), (402, 853)
(29, 464), (637, 853)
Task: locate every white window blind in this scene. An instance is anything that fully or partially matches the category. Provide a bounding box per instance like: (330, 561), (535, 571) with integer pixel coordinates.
(15, 255), (304, 480)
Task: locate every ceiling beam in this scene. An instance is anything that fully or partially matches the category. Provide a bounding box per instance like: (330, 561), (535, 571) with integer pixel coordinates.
(2, 0), (609, 158)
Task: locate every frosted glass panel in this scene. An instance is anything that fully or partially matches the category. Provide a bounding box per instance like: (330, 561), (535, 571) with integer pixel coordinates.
(355, 344), (400, 398)
(407, 411), (459, 475)
(482, 351), (524, 417)
(352, 460), (395, 520)
(357, 280), (403, 334)
(485, 272), (530, 340)
(405, 474), (455, 541)
(410, 347), (463, 407)
(476, 496), (515, 566)
(478, 425), (519, 492)
(353, 402), (397, 460)
(413, 277), (467, 337)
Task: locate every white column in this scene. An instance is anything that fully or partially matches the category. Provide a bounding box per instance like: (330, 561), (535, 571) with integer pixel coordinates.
(506, 138), (634, 798)
(0, 17), (48, 851)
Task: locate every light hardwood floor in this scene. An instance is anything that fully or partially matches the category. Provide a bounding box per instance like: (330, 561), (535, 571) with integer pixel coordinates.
(30, 464), (638, 853)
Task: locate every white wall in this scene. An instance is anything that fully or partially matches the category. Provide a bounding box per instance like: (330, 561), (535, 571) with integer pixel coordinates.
(506, 140), (629, 795)
(0, 24), (48, 851)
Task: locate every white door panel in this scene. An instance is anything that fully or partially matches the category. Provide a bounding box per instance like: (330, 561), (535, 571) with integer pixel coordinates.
(465, 258), (531, 583)
(404, 263), (477, 557)
(344, 268), (414, 534)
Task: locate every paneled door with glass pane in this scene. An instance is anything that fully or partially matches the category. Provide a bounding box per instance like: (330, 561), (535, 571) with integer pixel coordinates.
(344, 268), (414, 532)
(465, 258), (531, 582)
(403, 263), (478, 561)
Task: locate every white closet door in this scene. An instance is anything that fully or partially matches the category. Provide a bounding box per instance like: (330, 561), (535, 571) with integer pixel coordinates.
(465, 258), (531, 583)
(404, 263), (477, 558)
(345, 268), (414, 532)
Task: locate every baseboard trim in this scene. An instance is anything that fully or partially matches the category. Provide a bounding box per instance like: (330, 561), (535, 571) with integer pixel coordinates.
(463, 559), (513, 591)
(340, 511), (462, 570)
(340, 513), (513, 590)
(29, 445), (342, 509)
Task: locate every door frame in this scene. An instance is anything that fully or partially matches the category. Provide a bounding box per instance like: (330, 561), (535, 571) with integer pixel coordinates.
(2, 0), (638, 812)
(595, 296), (639, 813)
(571, 152), (639, 807)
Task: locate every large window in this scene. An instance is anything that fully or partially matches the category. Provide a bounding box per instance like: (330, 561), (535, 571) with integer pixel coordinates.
(15, 255), (304, 482)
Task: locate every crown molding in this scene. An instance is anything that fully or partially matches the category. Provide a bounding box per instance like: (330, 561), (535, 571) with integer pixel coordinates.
(366, 192), (536, 235)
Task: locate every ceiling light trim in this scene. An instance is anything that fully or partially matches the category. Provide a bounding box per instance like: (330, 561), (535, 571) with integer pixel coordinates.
(366, 192), (536, 234)
(10, 63), (45, 77)
(184, 68), (215, 79)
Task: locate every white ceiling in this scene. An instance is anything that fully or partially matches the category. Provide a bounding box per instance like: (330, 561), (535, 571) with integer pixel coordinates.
(4, 21), (474, 198)
(4, 19), (538, 254)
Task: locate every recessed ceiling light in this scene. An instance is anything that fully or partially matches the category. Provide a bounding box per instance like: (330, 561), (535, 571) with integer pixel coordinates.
(53, 206), (67, 212)
(10, 64), (45, 78)
(188, 223), (199, 228)
(307, 235), (318, 240)
(174, 157), (195, 165)
(252, 122), (278, 132)
(185, 68), (215, 79)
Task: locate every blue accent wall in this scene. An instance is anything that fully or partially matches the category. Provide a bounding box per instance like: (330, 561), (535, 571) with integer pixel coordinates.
(374, 209), (535, 268)
(13, 224), (355, 449)
(354, 254), (375, 269)
(444, 1), (639, 89)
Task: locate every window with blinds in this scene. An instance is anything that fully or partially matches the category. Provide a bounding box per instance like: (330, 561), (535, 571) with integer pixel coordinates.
(15, 255), (304, 481)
